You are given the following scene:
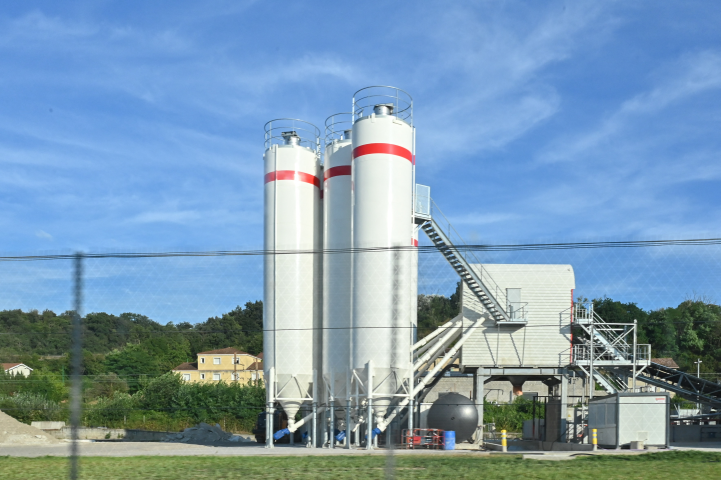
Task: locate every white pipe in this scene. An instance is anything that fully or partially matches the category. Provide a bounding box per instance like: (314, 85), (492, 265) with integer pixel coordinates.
(413, 321), (463, 371)
(288, 406), (327, 433)
(412, 316), (459, 351)
(414, 318), (462, 359)
(374, 321), (478, 433)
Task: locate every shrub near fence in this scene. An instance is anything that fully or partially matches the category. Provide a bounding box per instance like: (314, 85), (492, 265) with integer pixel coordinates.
(85, 373), (266, 432)
(2, 373), (266, 433)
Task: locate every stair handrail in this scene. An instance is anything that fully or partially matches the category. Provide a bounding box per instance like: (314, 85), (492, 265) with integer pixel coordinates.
(428, 198), (509, 317)
(573, 302), (631, 351)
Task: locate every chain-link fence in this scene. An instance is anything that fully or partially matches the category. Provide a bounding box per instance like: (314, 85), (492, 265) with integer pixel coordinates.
(1, 240), (721, 473)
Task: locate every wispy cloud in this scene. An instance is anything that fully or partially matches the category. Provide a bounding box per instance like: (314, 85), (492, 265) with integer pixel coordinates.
(35, 230), (53, 240)
(539, 51), (721, 164)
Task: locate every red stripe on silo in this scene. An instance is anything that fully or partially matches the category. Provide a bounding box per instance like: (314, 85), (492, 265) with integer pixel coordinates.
(412, 238), (418, 247)
(352, 143), (413, 162)
(264, 170), (321, 189)
(323, 165), (352, 181)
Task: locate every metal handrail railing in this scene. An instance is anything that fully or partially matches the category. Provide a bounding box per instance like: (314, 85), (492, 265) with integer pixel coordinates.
(573, 302), (630, 349)
(352, 86), (413, 125)
(572, 344), (651, 363)
(324, 113), (353, 145)
(507, 302), (529, 321)
(264, 118), (321, 154)
(429, 198), (509, 316)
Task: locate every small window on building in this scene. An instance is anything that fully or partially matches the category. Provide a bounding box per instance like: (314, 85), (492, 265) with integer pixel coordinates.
(232, 372), (239, 381)
(251, 372), (258, 381)
(200, 373), (205, 380)
(213, 357), (221, 365)
(200, 357), (205, 364)
(182, 374), (191, 381)
(213, 373), (220, 381)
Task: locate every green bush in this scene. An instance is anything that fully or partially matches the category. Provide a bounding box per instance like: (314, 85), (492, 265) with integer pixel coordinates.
(483, 397), (543, 432)
(0, 393), (65, 423)
(85, 392), (136, 427)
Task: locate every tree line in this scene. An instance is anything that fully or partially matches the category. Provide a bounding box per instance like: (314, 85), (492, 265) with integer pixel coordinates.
(2, 289), (720, 384)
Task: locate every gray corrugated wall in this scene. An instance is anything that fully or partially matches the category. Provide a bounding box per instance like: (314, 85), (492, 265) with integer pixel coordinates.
(460, 264), (575, 368)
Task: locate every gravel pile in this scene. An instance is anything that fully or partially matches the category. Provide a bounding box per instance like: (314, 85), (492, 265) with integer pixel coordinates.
(163, 422), (250, 444)
(0, 410), (60, 445)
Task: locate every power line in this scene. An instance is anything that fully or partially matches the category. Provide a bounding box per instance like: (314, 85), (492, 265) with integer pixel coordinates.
(2, 237), (721, 261)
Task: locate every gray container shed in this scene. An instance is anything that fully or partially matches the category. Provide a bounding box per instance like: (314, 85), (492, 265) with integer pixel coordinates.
(588, 392), (670, 448)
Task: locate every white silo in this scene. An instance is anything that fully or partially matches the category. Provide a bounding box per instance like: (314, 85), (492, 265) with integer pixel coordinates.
(322, 113), (353, 444)
(350, 87), (415, 436)
(263, 119), (322, 445)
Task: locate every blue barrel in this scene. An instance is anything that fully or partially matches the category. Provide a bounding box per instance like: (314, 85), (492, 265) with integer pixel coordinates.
(444, 430), (456, 450)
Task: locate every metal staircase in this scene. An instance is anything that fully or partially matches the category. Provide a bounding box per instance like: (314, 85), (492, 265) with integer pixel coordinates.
(420, 220), (511, 323)
(414, 186), (518, 324)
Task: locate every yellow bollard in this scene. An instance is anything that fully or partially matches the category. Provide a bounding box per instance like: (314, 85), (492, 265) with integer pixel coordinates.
(592, 428), (597, 451)
(501, 429), (507, 453)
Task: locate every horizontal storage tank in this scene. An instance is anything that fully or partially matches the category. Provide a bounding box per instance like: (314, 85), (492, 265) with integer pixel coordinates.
(322, 113), (353, 404)
(351, 86), (415, 422)
(263, 119), (322, 424)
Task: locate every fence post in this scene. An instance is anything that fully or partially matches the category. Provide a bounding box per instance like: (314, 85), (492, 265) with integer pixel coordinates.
(70, 252), (84, 480)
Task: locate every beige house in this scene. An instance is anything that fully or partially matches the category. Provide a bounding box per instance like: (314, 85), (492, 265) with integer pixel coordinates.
(2, 363), (33, 376)
(172, 348), (263, 384)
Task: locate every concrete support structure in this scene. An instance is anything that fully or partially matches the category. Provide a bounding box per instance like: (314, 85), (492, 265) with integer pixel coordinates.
(560, 372), (568, 443)
(473, 369), (486, 444)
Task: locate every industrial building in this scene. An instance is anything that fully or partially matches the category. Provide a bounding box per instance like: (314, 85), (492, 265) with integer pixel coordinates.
(261, 86), (720, 450)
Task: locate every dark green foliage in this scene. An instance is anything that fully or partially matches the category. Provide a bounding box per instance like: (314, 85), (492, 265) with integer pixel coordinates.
(483, 396), (543, 431)
(82, 373), (265, 431)
(0, 369), (67, 402)
(417, 281), (461, 339)
(184, 301), (264, 356)
(592, 296), (721, 373)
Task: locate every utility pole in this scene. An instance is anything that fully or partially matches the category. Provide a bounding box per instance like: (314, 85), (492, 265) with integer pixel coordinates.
(694, 358), (702, 413)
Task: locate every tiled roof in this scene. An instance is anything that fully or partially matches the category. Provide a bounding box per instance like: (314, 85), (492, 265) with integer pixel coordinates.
(197, 347), (249, 355)
(257, 352), (263, 359)
(247, 361), (263, 370)
(652, 358), (680, 369)
(172, 362), (198, 371)
(2, 363), (27, 370)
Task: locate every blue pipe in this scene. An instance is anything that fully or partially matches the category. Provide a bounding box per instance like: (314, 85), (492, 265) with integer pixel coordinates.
(273, 428), (290, 440)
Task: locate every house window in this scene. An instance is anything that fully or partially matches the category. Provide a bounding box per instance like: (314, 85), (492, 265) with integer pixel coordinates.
(200, 357), (205, 364)
(232, 372), (239, 381)
(200, 373), (205, 380)
(251, 372), (258, 381)
(213, 373), (221, 381)
(182, 374), (191, 381)
(213, 357), (221, 365)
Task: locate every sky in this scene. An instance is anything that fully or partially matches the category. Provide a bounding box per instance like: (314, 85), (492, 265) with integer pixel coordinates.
(1, 1), (720, 321)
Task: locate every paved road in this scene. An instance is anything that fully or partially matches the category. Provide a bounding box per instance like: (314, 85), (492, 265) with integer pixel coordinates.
(0, 441), (481, 457)
(2, 441), (719, 457)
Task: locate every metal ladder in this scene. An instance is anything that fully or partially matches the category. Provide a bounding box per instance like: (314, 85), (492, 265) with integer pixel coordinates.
(420, 220), (511, 323)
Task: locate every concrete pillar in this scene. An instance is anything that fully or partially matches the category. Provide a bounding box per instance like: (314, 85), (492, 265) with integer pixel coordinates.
(473, 369), (486, 444)
(560, 372), (568, 443)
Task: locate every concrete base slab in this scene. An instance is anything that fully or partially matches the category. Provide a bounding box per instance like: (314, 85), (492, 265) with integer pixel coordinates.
(523, 454), (576, 461)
